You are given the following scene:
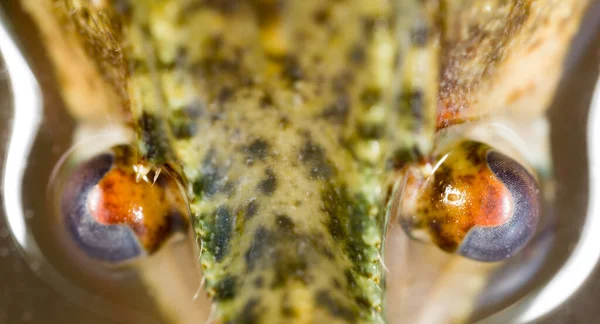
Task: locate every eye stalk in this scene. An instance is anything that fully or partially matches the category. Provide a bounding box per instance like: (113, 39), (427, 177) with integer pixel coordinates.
(60, 145), (190, 264)
(396, 141), (540, 262)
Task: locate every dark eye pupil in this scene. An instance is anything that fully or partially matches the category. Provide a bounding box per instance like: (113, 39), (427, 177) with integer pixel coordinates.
(61, 153), (145, 263)
(59, 146), (190, 264)
(397, 141), (541, 262)
(458, 151), (541, 262)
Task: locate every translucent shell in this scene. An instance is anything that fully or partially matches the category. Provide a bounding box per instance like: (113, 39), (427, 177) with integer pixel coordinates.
(60, 145), (190, 264)
(396, 141), (540, 262)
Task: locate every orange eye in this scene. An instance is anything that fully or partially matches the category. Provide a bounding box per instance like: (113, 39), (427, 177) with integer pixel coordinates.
(60, 145), (189, 264)
(396, 141), (540, 262)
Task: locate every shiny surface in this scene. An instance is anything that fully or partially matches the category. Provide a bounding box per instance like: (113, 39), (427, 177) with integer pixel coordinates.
(61, 152), (144, 263)
(397, 140), (540, 262)
(59, 145), (190, 263)
(459, 150), (539, 262)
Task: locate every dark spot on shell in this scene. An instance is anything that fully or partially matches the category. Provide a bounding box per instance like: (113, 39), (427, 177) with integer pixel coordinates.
(138, 112), (169, 163)
(281, 293), (297, 318)
(206, 35), (224, 52)
(198, 57), (241, 80)
(326, 214), (344, 242)
(386, 148), (414, 170)
(360, 87), (381, 107)
(331, 71), (354, 93)
(174, 47), (189, 67)
(113, 0), (131, 15)
(275, 214), (295, 233)
(333, 278), (342, 290)
(313, 8), (330, 25)
(195, 149), (229, 197)
(345, 193), (376, 276)
(245, 138), (271, 164)
(315, 290), (357, 322)
(195, 170), (227, 197)
(236, 298), (261, 323)
(169, 109), (198, 139)
(213, 206), (234, 262)
(251, 0), (286, 31)
(183, 100), (205, 118)
(354, 296), (372, 309)
(344, 269), (356, 288)
(271, 254), (312, 289)
(244, 199), (259, 220)
(217, 87), (234, 104)
(393, 50), (403, 70)
(254, 276), (264, 288)
(279, 116), (291, 129)
(257, 168), (278, 196)
(213, 275), (237, 301)
(202, 0), (240, 14)
(397, 90), (424, 123)
(222, 180), (236, 197)
(299, 139), (334, 180)
(245, 226), (272, 272)
(321, 186), (347, 242)
(432, 165), (453, 198)
(192, 178), (204, 197)
(259, 93), (275, 109)
(322, 94), (350, 124)
(411, 22), (429, 47)
(321, 245), (335, 259)
(463, 141), (484, 166)
(362, 17), (376, 39)
(357, 122), (384, 139)
(245, 226), (317, 289)
(282, 56), (303, 83)
(349, 44), (366, 65)
(79, 8), (91, 20)
(130, 59), (149, 73)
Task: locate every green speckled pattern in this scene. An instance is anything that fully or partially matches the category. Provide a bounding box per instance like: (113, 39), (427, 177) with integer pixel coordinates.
(121, 1), (425, 322)
(21, 0), (591, 322)
(115, 0), (443, 322)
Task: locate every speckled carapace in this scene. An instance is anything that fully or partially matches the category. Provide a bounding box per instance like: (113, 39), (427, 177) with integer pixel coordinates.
(20, 0), (590, 322)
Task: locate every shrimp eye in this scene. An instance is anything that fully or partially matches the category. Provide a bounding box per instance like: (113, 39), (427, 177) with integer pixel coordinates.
(60, 145), (190, 264)
(397, 141), (540, 262)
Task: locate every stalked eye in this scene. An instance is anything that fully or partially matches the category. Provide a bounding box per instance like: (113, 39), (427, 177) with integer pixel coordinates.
(396, 140), (540, 262)
(60, 145), (190, 264)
